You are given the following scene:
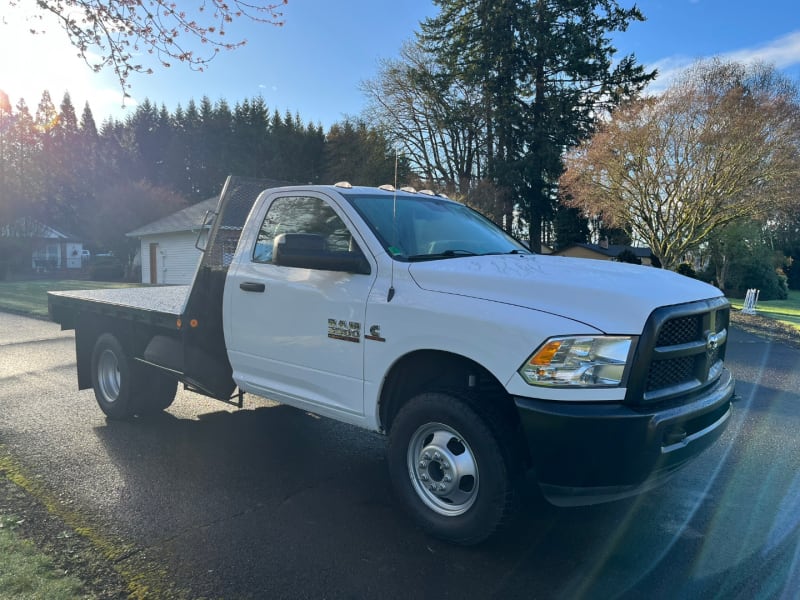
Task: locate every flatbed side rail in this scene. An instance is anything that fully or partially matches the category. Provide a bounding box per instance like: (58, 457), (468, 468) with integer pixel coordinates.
(48, 290), (182, 332)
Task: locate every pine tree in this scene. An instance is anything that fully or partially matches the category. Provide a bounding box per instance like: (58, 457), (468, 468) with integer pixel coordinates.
(323, 119), (408, 186)
(420, 0), (653, 248)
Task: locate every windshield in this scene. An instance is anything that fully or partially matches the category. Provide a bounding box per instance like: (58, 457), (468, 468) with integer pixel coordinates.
(346, 194), (530, 261)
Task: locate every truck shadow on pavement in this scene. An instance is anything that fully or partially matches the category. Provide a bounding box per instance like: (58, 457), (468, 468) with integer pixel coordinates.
(85, 400), (800, 600)
(87, 402), (577, 597)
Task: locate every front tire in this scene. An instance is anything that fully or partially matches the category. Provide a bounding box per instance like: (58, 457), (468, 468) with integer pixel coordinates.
(388, 391), (519, 545)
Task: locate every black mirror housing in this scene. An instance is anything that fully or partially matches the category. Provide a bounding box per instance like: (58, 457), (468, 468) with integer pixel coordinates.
(273, 233), (370, 275)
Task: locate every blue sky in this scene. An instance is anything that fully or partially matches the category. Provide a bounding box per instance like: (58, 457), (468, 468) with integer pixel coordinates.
(2, 0), (799, 129)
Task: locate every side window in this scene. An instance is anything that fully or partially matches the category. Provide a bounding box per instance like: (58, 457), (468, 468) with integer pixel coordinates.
(253, 196), (357, 264)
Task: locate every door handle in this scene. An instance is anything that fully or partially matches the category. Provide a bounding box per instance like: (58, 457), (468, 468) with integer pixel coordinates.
(239, 282), (266, 293)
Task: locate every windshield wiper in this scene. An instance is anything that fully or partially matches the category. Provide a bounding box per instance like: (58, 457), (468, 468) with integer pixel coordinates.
(405, 249), (532, 261)
(462, 249), (532, 257)
(406, 249), (477, 262)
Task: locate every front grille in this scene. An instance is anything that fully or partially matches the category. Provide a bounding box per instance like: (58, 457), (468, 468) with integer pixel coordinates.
(626, 298), (730, 406)
(646, 355), (696, 391)
(656, 315), (701, 346)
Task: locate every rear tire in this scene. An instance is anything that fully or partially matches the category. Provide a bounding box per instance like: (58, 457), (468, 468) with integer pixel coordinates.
(140, 372), (178, 414)
(387, 391), (519, 545)
(91, 333), (140, 419)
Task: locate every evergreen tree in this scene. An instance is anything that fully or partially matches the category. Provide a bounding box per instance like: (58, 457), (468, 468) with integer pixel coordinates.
(300, 122), (326, 184)
(201, 98), (234, 196)
(0, 88), (388, 270)
(232, 98), (270, 178)
(180, 99), (204, 199)
(323, 119), (409, 186)
(79, 103), (98, 138)
(0, 91), (14, 225)
(58, 93), (79, 134)
(127, 99), (164, 182)
(420, 0), (653, 250)
(49, 92), (84, 232)
(73, 102), (101, 238)
(552, 205), (589, 250)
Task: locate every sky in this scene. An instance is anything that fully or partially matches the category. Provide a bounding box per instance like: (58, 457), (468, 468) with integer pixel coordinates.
(2, 0), (799, 130)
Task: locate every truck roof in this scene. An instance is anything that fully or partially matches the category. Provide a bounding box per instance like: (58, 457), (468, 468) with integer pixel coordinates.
(266, 182), (454, 203)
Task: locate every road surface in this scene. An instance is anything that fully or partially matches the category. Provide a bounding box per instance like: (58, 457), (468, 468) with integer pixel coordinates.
(1, 311), (799, 599)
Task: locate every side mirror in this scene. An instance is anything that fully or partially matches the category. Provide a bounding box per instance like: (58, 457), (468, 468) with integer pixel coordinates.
(272, 233), (371, 275)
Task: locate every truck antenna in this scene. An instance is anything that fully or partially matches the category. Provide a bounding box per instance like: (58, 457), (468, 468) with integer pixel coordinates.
(388, 150), (398, 302)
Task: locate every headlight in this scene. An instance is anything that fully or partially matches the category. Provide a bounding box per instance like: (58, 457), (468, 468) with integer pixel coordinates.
(518, 336), (633, 387)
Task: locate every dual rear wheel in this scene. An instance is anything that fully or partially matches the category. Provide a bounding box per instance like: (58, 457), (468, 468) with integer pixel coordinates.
(91, 333), (177, 419)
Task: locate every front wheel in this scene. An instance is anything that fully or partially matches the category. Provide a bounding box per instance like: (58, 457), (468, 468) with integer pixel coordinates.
(387, 392), (519, 545)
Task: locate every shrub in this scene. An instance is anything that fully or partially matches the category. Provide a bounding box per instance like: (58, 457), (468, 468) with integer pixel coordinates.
(677, 263), (697, 278)
(727, 262), (788, 300)
(615, 249), (641, 265)
(89, 256), (125, 281)
(0, 238), (27, 279)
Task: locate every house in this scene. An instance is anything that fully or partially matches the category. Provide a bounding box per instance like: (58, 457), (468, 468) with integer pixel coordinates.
(553, 242), (653, 266)
(0, 218), (88, 273)
(126, 198), (216, 284)
(128, 177), (286, 284)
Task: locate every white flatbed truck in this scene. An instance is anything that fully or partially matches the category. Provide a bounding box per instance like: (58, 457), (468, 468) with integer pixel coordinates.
(49, 176), (735, 544)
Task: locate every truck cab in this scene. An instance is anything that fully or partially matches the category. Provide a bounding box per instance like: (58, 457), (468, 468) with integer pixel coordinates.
(221, 182), (734, 542)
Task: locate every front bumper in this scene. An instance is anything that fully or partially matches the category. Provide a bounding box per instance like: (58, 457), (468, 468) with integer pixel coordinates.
(514, 368), (734, 507)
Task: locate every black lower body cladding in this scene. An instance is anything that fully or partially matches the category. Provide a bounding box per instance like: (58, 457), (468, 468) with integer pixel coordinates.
(514, 367), (734, 507)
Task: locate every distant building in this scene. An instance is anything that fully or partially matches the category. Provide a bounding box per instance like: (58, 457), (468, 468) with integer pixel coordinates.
(0, 218), (88, 273)
(127, 198), (216, 284)
(553, 242), (653, 266)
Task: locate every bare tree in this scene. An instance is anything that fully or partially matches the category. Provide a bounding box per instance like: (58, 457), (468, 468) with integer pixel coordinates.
(8, 0), (287, 94)
(361, 41), (486, 196)
(561, 60), (800, 271)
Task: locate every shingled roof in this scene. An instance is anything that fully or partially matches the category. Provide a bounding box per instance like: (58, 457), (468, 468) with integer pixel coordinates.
(555, 243), (652, 259)
(126, 197), (218, 238)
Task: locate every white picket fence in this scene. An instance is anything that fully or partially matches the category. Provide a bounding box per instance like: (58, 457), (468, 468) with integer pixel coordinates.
(741, 288), (760, 315)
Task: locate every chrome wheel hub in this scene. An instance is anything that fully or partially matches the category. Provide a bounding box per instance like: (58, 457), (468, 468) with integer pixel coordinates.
(97, 349), (121, 403)
(407, 423), (479, 516)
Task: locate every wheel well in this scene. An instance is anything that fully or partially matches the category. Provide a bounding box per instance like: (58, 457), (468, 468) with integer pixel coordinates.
(75, 314), (163, 390)
(379, 350), (530, 467)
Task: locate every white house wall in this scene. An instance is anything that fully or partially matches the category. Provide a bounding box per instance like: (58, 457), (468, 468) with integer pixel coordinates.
(139, 232), (204, 284)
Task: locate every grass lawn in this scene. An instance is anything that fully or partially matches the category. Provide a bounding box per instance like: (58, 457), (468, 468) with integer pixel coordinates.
(728, 289), (800, 332)
(0, 279), (141, 319)
(0, 516), (86, 599)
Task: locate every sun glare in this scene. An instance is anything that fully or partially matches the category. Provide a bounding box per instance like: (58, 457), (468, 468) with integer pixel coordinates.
(0, 5), (130, 122)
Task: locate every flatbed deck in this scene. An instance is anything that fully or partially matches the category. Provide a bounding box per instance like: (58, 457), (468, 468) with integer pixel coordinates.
(48, 285), (190, 330)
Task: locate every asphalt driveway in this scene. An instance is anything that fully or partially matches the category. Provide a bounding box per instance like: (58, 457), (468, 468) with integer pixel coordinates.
(1, 311), (799, 599)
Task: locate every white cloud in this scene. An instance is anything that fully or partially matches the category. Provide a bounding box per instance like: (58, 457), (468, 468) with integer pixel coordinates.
(726, 30), (800, 70)
(647, 30), (800, 93)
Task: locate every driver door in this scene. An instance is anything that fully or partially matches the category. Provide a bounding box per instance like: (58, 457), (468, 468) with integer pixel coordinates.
(225, 192), (376, 418)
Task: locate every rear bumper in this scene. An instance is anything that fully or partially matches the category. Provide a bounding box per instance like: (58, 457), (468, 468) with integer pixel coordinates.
(514, 368), (734, 507)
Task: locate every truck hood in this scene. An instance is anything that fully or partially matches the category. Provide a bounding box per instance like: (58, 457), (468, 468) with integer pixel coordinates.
(407, 254), (724, 333)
